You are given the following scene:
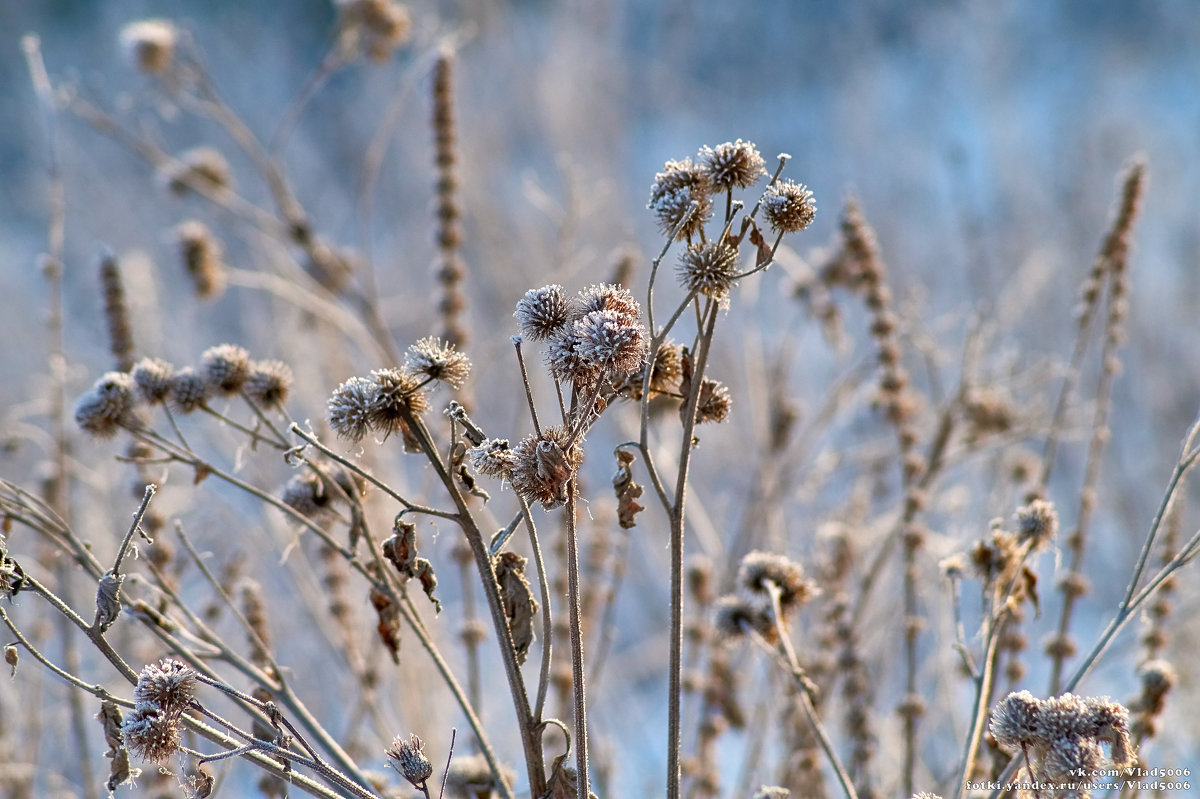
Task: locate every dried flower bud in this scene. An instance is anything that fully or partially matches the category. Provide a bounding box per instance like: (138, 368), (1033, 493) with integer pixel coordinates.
(405, 336), (471, 388)
(201, 344), (250, 396)
(699, 140), (767, 191)
(131, 358), (175, 405)
(515, 284), (575, 341)
(168, 366), (210, 414)
(328, 376), (377, 441)
(509, 426), (584, 509)
(649, 158), (713, 241)
(75, 372), (137, 438)
(677, 240), (740, 301)
(386, 733), (433, 787)
(469, 438), (519, 478)
(368, 368), (429, 437)
(762, 179), (817, 233)
(95, 571), (125, 632)
(4, 645), (16, 676)
(244, 360), (293, 408)
(164, 147), (233, 196)
(989, 690), (1042, 750)
(336, 0), (412, 62)
(174, 221), (226, 300)
(119, 19), (177, 75)
(712, 595), (773, 642)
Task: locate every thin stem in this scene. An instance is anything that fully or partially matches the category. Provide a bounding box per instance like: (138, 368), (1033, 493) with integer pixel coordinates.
(111, 483), (156, 575)
(518, 496), (556, 724)
(564, 480), (589, 798)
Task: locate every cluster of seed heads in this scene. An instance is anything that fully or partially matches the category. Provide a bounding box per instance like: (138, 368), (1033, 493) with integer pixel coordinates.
(120, 658), (199, 762)
(74, 344), (293, 438)
(714, 551), (817, 644)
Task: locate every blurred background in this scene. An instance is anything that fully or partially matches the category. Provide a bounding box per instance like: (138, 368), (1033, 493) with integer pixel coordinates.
(2, 1), (1199, 796)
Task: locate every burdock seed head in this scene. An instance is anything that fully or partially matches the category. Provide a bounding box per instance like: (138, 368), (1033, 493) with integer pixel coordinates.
(386, 733), (434, 788)
(509, 426), (584, 509)
(404, 336), (471, 389)
(133, 658), (198, 716)
(121, 702), (182, 762)
(468, 438), (519, 479)
(762, 179), (817, 234)
(168, 366), (210, 414)
(200, 344), (250, 396)
(989, 690), (1042, 750)
(119, 19), (177, 75)
(648, 158), (713, 240)
(131, 358), (175, 405)
(699, 140), (767, 192)
(1015, 498), (1059, 551)
(336, 0), (413, 62)
(75, 372), (137, 438)
(328, 376), (377, 442)
(693, 378), (732, 424)
(244, 360), (293, 409)
(575, 283), (642, 325)
(677, 240), (740, 301)
(573, 309), (648, 375)
(515, 284), (575, 341)
(737, 551), (816, 613)
(368, 368), (429, 437)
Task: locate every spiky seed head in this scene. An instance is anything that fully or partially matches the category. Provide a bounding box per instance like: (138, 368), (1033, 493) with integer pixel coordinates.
(543, 328), (604, 386)
(989, 690), (1042, 750)
(386, 733), (434, 787)
(121, 702), (182, 762)
(469, 438), (519, 478)
(1015, 498), (1058, 551)
(677, 241), (740, 301)
(133, 658), (198, 716)
(200, 344), (250, 396)
(515, 284), (575, 341)
(282, 473), (334, 520)
(244, 360), (293, 408)
(509, 426), (583, 509)
(405, 336), (471, 389)
(762, 179), (817, 233)
(699, 140), (767, 191)
(573, 309), (648, 375)
(328, 376), (377, 442)
(165, 366), (208, 414)
(131, 358), (175, 405)
(712, 596), (775, 642)
(648, 158), (713, 240)
(368, 368), (428, 437)
(737, 551), (815, 612)
(119, 19), (177, 75)
(575, 283), (642, 325)
(75, 372), (136, 438)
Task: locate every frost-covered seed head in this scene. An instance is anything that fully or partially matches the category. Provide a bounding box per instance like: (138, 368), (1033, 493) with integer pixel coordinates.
(762, 179), (817, 233)
(509, 427), (583, 509)
(575, 283), (642, 325)
(201, 344), (250, 396)
(699, 140), (767, 191)
(693, 378), (732, 424)
(989, 690), (1042, 750)
(244, 360), (293, 408)
(368, 368), (429, 437)
(121, 702), (182, 762)
(648, 159), (713, 240)
(738, 551), (814, 612)
(75, 372), (137, 438)
(133, 658), (197, 716)
(1015, 498), (1058, 551)
(131, 358), (175, 405)
(386, 733), (434, 787)
(164, 148), (233, 196)
(405, 336), (471, 389)
(514, 285), (575, 341)
(677, 241), (740, 301)
(573, 310), (648, 375)
(469, 439), (519, 478)
(282, 473), (333, 519)
(328, 376), (377, 441)
(168, 367), (210, 414)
